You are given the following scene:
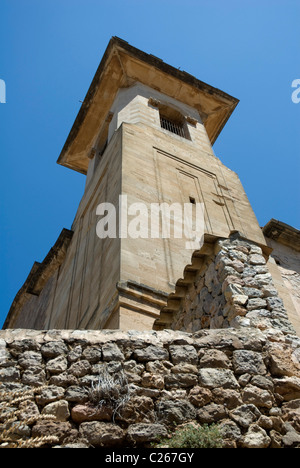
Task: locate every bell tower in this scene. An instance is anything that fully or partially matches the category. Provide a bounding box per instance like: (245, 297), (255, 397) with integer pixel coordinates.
(4, 37), (268, 331)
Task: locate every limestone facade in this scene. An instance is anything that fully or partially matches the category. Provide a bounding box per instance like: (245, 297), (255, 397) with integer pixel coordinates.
(263, 219), (300, 336)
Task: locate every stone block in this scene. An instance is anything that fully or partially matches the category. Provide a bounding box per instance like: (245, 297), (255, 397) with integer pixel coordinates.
(127, 423), (168, 444)
(102, 343), (125, 361)
(133, 345), (169, 362)
(198, 368), (239, 389)
(79, 421), (125, 447)
(169, 345), (198, 365)
(232, 350), (267, 375)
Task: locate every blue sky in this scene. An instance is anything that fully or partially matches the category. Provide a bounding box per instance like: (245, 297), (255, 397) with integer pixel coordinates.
(0, 0), (299, 328)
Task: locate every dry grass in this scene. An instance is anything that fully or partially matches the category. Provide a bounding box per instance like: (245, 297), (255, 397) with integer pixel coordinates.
(88, 366), (132, 421)
(0, 385), (58, 448)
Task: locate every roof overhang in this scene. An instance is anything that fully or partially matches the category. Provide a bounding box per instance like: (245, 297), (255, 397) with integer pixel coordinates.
(263, 219), (300, 252)
(57, 37), (239, 175)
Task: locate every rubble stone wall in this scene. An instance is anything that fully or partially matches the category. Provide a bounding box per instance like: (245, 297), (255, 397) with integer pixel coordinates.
(1, 327), (300, 448)
(170, 234), (296, 336)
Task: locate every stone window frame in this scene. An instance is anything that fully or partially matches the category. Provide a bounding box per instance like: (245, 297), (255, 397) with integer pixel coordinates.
(148, 97), (195, 141)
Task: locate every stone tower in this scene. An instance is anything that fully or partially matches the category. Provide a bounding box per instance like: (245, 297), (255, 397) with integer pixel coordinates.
(4, 37), (269, 331)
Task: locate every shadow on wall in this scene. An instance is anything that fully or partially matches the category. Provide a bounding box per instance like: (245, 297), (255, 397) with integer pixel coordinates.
(154, 231), (296, 336)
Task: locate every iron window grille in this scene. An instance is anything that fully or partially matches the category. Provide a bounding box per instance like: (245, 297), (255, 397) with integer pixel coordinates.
(160, 116), (187, 138)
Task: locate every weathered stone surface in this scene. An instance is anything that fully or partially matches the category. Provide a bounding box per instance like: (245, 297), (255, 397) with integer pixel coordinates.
(168, 233), (299, 337)
(195, 327), (266, 352)
(22, 368), (46, 387)
(242, 384), (274, 408)
(49, 371), (78, 388)
(204, 262), (218, 292)
(46, 356), (68, 374)
(156, 399), (197, 425)
(274, 376), (300, 401)
(36, 386), (65, 406)
(5, 421), (31, 441)
(0, 347), (14, 368)
(282, 399), (300, 432)
(269, 429), (282, 448)
(228, 249), (247, 263)
(232, 260), (244, 273)
(169, 345), (198, 365)
(82, 346), (102, 363)
(18, 400), (40, 422)
(224, 284), (244, 301)
(242, 287), (263, 299)
(282, 423), (300, 447)
(197, 403), (227, 424)
(68, 345), (83, 363)
(199, 349), (231, 369)
(198, 368), (239, 389)
(102, 343), (125, 362)
(232, 295), (248, 306)
(266, 296), (285, 311)
(68, 360), (92, 377)
(124, 359), (145, 374)
(249, 245), (262, 255)
(41, 341), (68, 358)
(32, 421), (77, 445)
(141, 372), (164, 389)
(42, 400), (70, 422)
(262, 286), (278, 298)
(255, 273), (273, 286)
(230, 404), (261, 428)
(8, 339), (40, 356)
(257, 414), (273, 430)
(79, 421), (125, 447)
(222, 275), (244, 291)
(133, 345), (169, 362)
(127, 423), (168, 443)
(249, 254), (266, 266)
(247, 298), (267, 311)
(268, 343), (300, 377)
(212, 388), (243, 409)
(188, 386), (212, 408)
(218, 419), (242, 443)
(71, 404), (113, 423)
(0, 366), (20, 382)
(232, 350), (266, 375)
(116, 395), (155, 424)
(241, 424), (270, 448)
(171, 363), (198, 374)
(18, 351), (43, 369)
(250, 375), (274, 392)
(65, 385), (89, 403)
(165, 373), (198, 388)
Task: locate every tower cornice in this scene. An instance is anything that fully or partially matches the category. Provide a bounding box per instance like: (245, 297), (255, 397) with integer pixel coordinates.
(57, 36), (239, 174)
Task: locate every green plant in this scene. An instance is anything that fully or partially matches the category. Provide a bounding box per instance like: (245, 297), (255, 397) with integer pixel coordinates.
(154, 423), (223, 449)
